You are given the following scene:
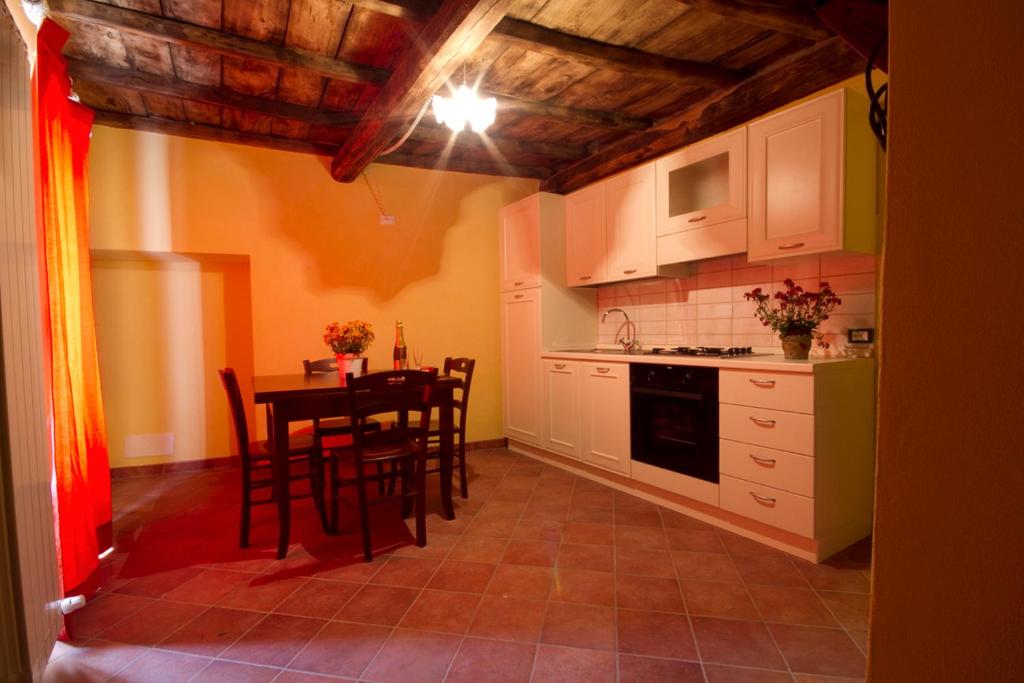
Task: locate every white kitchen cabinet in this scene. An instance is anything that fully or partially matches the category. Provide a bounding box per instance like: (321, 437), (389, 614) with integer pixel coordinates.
(747, 89), (877, 261)
(498, 193), (597, 447)
(564, 163), (686, 287)
(580, 361), (630, 475)
(655, 127), (747, 264)
(500, 290), (543, 445)
(565, 184), (606, 286)
(605, 164), (657, 281)
(499, 194), (542, 292)
(718, 362), (875, 560)
(543, 359), (581, 459)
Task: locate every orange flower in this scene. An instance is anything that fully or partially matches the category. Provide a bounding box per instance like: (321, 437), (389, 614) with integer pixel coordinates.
(323, 320), (375, 354)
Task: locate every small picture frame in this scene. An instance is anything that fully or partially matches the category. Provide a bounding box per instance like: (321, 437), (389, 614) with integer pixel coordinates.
(847, 328), (875, 344)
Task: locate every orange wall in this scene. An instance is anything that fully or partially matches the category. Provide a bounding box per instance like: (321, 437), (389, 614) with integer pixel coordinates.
(88, 129), (537, 465)
(870, 2), (1024, 680)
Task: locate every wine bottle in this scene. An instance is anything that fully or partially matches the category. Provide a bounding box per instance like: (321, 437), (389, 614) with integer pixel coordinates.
(393, 320), (408, 370)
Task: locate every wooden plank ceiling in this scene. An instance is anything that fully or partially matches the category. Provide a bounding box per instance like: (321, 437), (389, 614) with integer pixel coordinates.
(51, 0), (866, 193)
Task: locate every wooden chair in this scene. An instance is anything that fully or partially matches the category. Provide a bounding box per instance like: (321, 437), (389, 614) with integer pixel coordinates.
(218, 368), (327, 547)
(297, 358), (379, 442)
(329, 369), (436, 561)
(426, 357), (476, 499)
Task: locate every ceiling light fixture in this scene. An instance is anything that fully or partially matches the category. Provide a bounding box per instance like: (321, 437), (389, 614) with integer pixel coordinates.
(432, 85), (496, 134)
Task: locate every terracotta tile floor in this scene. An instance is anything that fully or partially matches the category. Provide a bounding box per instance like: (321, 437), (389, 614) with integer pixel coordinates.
(46, 448), (871, 682)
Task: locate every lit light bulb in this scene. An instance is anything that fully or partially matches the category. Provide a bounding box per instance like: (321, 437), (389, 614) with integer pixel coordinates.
(432, 85), (496, 134)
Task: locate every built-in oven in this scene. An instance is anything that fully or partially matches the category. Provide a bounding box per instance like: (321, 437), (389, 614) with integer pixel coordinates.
(630, 364), (719, 483)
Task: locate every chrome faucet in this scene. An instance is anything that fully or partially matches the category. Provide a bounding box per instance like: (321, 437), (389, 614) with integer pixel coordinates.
(602, 308), (639, 353)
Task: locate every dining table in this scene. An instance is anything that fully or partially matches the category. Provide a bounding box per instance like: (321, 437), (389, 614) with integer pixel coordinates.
(253, 370), (462, 559)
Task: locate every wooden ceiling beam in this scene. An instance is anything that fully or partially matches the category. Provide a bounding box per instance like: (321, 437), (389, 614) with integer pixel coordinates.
(351, 0), (745, 85)
(411, 123), (587, 159)
(541, 37), (864, 194)
(494, 92), (650, 131)
(92, 110), (338, 156)
(490, 17), (744, 86)
(377, 151), (551, 179)
(330, 0), (514, 182)
(682, 0), (834, 42)
(67, 59), (361, 127)
(49, 0), (390, 85)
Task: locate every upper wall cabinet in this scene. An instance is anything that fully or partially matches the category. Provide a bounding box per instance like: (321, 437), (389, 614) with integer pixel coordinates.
(605, 164), (658, 281)
(565, 183), (607, 286)
(747, 89), (877, 261)
(499, 194), (542, 291)
(655, 128), (747, 264)
(565, 163), (687, 287)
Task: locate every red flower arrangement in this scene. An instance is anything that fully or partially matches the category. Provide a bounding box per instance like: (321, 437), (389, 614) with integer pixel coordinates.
(744, 279), (842, 348)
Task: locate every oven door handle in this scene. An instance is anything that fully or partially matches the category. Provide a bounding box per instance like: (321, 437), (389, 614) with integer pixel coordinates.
(630, 387), (706, 401)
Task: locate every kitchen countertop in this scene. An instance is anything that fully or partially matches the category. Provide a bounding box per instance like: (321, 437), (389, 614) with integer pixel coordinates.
(542, 349), (872, 373)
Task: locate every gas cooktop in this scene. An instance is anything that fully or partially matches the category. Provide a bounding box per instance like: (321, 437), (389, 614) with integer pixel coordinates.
(643, 346), (768, 358)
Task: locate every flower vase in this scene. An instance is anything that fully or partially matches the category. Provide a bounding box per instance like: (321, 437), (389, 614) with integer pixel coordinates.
(780, 334), (812, 360)
(335, 353), (364, 381)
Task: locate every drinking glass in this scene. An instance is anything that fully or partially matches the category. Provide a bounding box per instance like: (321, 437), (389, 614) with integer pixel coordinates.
(412, 349), (423, 369)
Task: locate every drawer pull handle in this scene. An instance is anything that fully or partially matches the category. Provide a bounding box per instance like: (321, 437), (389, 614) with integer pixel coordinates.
(623, 269), (638, 274)
(749, 416), (777, 428)
(554, 363), (566, 369)
(778, 242), (805, 250)
(596, 367), (610, 374)
(687, 215), (707, 223)
(579, 275), (592, 281)
(749, 379), (776, 388)
(513, 294), (524, 299)
(749, 454), (777, 467)
(514, 280), (524, 286)
(750, 492), (777, 507)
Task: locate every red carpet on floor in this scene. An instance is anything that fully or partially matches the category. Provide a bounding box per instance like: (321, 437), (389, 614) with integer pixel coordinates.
(112, 468), (419, 581)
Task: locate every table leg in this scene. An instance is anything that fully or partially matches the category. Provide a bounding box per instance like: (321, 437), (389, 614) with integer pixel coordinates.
(272, 404), (291, 559)
(438, 391), (456, 520)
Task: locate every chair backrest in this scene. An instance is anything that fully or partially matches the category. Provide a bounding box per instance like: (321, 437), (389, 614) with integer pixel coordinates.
(303, 357), (337, 375)
(346, 370), (437, 454)
(304, 356), (368, 375)
(218, 368), (250, 458)
(443, 357), (476, 414)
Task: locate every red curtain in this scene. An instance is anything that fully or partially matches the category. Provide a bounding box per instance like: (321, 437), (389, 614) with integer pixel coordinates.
(33, 19), (111, 595)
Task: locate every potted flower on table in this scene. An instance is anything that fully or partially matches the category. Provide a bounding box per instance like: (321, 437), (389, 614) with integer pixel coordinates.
(744, 279), (842, 359)
(323, 320), (375, 378)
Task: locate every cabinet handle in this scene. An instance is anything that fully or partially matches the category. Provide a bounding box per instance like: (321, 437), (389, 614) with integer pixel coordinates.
(596, 367), (610, 374)
(778, 242), (805, 250)
(514, 280), (524, 286)
(579, 275), (592, 281)
(749, 491), (777, 507)
(749, 416), (777, 428)
(623, 269), (637, 275)
(513, 294), (524, 299)
(687, 215), (707, 223)
(554, 363), (566, 370)
(748, 379), (776, 388)
(749, 454), (777, 467)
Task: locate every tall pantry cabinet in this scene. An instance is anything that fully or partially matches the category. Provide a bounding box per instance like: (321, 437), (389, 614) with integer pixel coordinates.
(499, 193), (597, 446)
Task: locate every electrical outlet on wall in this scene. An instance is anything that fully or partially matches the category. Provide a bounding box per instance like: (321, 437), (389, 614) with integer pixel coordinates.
(379, 215), (396, 225)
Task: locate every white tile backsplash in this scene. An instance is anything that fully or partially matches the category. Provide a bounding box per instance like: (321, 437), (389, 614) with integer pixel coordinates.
(594, 252), (878, 354)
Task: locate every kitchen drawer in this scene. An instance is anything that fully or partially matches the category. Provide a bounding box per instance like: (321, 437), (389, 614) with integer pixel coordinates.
(720, 439), (814, 497)
(720, 403), (815, 455)
(719, 369), (814, 414)
(720, 474), (814, 537)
